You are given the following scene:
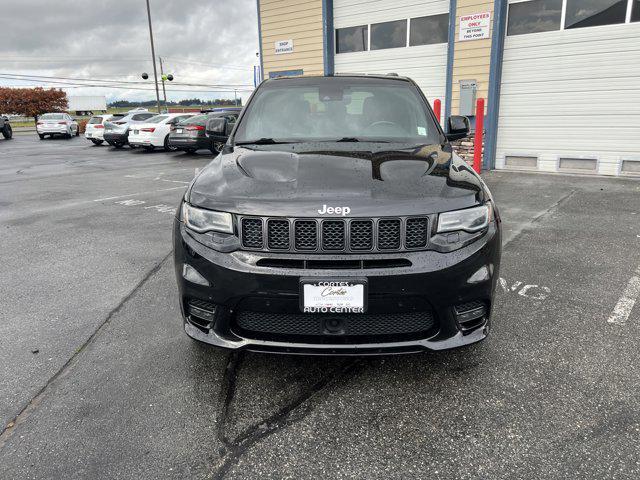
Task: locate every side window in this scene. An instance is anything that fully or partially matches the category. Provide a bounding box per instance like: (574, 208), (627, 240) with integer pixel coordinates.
(507, 0), (562, 35)
(409, 13), (449, 45)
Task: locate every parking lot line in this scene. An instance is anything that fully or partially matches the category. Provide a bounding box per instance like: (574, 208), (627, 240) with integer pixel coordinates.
(607, 265), (640, 325)
(93, 186), (186, 202)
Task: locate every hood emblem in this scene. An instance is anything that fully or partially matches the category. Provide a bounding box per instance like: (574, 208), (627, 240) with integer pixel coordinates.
(317, 204), (351, 216)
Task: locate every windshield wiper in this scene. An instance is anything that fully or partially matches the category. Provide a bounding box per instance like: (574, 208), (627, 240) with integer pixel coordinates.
(333, 137), (391, 143)
(235, 138), (297, 145)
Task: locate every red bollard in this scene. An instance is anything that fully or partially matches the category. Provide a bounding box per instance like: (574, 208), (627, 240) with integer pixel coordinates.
(433, 99), (441, 124)
(473, 98), (485, 174)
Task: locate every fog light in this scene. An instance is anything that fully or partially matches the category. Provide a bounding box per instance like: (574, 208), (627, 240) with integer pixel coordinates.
(467, 266), (489, 283)
(182, 264), (210, 286)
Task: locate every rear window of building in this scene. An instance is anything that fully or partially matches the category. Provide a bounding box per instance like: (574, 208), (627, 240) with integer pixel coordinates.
(507, 0), (562, 35)
(370, 20), (407, 50)
(409, 14), (449, 45)
(336, 25), (368, 53)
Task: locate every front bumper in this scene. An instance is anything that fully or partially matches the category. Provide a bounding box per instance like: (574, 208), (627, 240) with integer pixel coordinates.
(174, 218), (501, 355)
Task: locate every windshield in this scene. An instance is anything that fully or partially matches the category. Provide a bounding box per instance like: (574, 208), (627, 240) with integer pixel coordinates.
(234, 77), (440, 145)
(145, 115), (169, 124)
(41, 113), (64, 120)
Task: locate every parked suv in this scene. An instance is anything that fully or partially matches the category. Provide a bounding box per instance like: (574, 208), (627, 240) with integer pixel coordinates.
(36, 112), (79, 139)
(103, 109), (155, 148)
(174, 75), (502, 355)
(85, 114), (123, 145)
(0, 115), (12, 139)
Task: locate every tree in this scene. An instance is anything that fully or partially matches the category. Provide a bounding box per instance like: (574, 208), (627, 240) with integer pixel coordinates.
(0, 87), (68, 124)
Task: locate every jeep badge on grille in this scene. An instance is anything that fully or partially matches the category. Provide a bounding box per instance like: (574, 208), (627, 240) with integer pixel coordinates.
(317, 204), (351, 216)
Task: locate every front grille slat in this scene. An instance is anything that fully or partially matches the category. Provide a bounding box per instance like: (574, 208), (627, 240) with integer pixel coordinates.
(322, 220), (346, 251)
(240, 215), (430, 253)
(267, 219), (290, 250)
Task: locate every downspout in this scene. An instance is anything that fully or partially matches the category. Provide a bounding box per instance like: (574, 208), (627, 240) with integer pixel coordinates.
(322, 0), (334, 75)
(484, 0), (507, 170)
(256, 0), (264, 81)
(444, 0), (457, 131)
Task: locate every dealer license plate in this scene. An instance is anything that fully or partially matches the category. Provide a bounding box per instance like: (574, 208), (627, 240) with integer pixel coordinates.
(300, 278), (367, 313)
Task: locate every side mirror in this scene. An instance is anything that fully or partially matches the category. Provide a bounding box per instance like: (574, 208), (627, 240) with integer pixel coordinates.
(446, 115), (470, 141)
(206, 117), (227, 137)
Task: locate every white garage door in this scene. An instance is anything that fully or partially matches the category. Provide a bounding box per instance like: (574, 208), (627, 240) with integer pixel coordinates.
(333, 0), (450, 114)
(496, 0), (640, 176)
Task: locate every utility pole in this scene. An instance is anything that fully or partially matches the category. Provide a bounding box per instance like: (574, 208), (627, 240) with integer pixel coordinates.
(145, 0), (162, 114)
(159, 56), (168, 111)
(234, 89), (238, 106)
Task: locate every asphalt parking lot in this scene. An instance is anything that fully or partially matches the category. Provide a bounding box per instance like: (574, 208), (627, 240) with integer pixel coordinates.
(1, 134), (639, 479)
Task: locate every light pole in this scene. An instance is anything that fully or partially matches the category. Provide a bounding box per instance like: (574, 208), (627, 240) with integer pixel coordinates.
(144, 0), (162, 113)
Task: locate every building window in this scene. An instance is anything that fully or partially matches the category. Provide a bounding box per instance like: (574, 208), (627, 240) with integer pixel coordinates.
(370, 20), (407, 50)
(507, 0), (562, 35)
(336, 25), (368, 53)
(634, 0), (640, 21)
(409, 13), (449, 45)
(565, 0), (628, 29)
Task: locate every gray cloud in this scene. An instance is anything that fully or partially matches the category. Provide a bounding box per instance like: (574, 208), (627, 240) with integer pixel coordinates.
(0, 0), (259, 102)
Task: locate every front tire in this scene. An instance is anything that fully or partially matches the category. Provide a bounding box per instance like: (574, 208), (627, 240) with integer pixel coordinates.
(1, 124), (12, 139)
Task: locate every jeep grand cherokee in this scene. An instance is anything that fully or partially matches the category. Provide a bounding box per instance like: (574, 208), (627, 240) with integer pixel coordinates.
(173, 75), (501, 354)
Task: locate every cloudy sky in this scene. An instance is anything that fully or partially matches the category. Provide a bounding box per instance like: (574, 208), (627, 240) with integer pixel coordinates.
(0, 0), (259, 104)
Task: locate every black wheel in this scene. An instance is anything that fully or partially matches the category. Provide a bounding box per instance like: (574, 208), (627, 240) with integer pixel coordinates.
(90, 139), (103, 145)
(213, 142), (224, 153)
(39, 134), (45, 140)
(1, 124), (12, 139)
(75, 128), (80, 137)
(163, 135), (177, 151)
(113, 142), (124, 149)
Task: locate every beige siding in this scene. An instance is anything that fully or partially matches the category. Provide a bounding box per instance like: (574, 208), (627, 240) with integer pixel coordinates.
(451, 0), (493, 115)
(259, 0), (325, 77)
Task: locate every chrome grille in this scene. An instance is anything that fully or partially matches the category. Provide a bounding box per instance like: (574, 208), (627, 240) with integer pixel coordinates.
(239, 216), (430, 253)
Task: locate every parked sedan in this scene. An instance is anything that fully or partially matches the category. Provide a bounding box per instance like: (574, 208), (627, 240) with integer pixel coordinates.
(103, 110), (156, 148)
(85, 114), (124, 145)
(36, 113), (79, 139)
(168, 112), (238, 153)
(128, 113), (196, 151)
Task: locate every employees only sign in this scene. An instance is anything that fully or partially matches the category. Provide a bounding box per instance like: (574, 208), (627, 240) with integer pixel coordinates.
(459, 12), (491, 41)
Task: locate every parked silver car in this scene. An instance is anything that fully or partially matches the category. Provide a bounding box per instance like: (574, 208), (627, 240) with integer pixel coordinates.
(103, 109), (156, 148)
(36, 113), (79, 139)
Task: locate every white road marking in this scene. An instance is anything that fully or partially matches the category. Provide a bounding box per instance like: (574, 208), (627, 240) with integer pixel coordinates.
(607, 266), (640, 325)
(499, 277), (551, 300)
(160, 179), (190, 184)
(93, 186), (185, 202)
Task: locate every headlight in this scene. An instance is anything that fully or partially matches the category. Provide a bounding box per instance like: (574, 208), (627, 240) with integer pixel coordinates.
(182, 203), (234, 234)
(437, 204), (491, 233)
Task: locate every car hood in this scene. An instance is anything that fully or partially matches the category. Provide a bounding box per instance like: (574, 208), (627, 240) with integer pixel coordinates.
(187, 144), (486, 217)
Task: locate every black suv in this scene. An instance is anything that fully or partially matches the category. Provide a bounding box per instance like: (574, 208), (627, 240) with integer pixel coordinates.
(174, 75), (501, 354)
(0, 115), (12, 139)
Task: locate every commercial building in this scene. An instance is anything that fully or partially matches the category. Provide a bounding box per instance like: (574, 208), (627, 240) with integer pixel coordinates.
(256, 0), (640, 176)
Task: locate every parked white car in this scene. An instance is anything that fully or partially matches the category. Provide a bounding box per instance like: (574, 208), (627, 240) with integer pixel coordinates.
(128, 112), (196, 151)
(85, 114), (123, 145)
(36, 113), (79, 139)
